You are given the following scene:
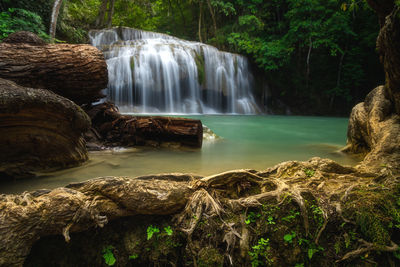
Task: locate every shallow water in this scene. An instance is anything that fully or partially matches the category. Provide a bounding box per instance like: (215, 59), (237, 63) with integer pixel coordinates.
(0, 115), (358, 194)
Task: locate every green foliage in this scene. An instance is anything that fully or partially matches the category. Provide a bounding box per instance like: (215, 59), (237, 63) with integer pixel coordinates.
(129, 253), (139, 260)
(283, 231), (296, 243)
(303, 169), (315, 178)
(0, 8), (49, 40)
(310, 204), (324, 229)
(246, 211), (262, 225)
(298, 238), (324, 260)
(102, 245), (116, 266)
(281, 209), (300, 223)
(5, 0), (383, 114)
(147, 225), (160, 240)
(249, 237), (274, 267)
(164, 226), (173, 236)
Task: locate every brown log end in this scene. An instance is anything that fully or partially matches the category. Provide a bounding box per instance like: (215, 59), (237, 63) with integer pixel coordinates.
(0, 78), (91, 178)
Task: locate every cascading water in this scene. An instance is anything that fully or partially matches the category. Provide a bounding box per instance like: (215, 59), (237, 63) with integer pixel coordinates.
(90, 27), (261, 114)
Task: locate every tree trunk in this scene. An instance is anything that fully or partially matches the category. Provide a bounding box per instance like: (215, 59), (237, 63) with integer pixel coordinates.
(85, 102), (203, 148)
(375, 6), (400, 114)
(176, 0), (187, 28)
(306, 36), (312, 89)
(106, 0), (116, 28)
(95, 0), (109, 28)
(198, 0), (203, 42)
(0, 78), (91, 178)
(0, 32), (108, 105)
(49, 0), (63, 41)
(330, 45), (347, 110)
(206, 0), (217, 36)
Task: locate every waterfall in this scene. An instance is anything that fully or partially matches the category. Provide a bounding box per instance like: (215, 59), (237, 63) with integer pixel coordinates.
(89, 27), (261, 114)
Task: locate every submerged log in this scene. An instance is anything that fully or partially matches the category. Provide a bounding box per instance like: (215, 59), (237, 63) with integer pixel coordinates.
(0, 78), (91, 178)
(85, 102), (203, 148)
(1, 158), (399, 266)
(0, 32), (108, 105)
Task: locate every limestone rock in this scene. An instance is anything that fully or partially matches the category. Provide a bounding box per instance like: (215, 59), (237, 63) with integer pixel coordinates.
(0, 78), (91, 178)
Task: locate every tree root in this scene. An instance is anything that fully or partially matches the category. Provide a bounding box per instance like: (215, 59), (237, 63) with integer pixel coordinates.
(0, 157), (399, 266)
(337, 239), (399, 263)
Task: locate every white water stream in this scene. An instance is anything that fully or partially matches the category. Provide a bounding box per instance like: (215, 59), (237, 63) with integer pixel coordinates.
(89, 27), (261, 114)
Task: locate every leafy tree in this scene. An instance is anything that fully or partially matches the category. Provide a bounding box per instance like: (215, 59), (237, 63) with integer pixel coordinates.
(0, 8), (50, 41)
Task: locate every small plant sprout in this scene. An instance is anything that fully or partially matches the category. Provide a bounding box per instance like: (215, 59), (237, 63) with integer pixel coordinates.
(246, 211), (261, 224)
(129, 253), (139, 260)
(283, 231), (296, 243)
(102, 245), (116, 266)
(164, 226), (173, 235)
(147, 225), (160, 240)
(304, 168), (315, 177)
(248, 237), (273, 267)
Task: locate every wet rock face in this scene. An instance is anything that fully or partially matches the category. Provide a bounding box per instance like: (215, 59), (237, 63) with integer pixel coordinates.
(0, 78), (91, 178)
(343, 86), (400, 172)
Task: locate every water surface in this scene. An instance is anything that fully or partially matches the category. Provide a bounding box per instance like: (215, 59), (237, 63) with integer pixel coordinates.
(1, 115), (358, 194)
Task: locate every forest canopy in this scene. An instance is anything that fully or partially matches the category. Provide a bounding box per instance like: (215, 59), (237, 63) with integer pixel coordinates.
(0, 0), (384, 115)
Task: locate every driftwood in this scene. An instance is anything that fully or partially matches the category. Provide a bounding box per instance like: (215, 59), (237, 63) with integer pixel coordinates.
(85, 102), (203, 148)
(1, 158), (398, 266)
(0, 78), (90, 178)
(0, 32), (108, 105)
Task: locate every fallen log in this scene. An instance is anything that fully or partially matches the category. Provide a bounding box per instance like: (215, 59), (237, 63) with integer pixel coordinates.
(0, 78), (91, 178)
(0, 31), (108, 105)
(85, 102), (203, 148)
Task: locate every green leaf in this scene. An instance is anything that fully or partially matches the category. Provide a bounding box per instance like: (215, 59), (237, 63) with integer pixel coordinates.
(102, 246), (116, 266)
(147, 225), (160, 240)
(129, 253), (139, 260)
(164, 226), (173, 236)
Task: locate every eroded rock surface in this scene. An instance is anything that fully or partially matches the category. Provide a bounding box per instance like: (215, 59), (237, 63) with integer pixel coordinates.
(0, 78), (91, 178)
(343, 86), (400, 173)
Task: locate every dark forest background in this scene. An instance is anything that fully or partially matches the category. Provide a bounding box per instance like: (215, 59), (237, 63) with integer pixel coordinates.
(0, 0), (384, 115)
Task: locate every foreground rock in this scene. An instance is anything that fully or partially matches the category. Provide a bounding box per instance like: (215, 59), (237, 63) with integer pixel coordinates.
(0, 31), (108, 105)
(0, 78), (91, 178)
(343, 86), (400, 173)
(85, 102), (203, 148)
(1, 157), (399, 266)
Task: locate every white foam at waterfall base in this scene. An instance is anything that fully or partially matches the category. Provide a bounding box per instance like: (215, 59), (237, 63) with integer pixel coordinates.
(89, 27), (261, 114)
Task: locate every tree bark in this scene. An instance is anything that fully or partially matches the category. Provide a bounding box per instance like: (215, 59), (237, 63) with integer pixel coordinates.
(366, 1), (400, 114)
(0, 78), (91, 178)
(85, 102), (203, 148)
(95, 0), (109, 28)
(198, 0), (203, 42)
(0, 32), (108, 105)
(306, 36), (312, 89)
(206, 0), (217, 36)
(106, 0), (116, 28)
(49, 0), (63, 41)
